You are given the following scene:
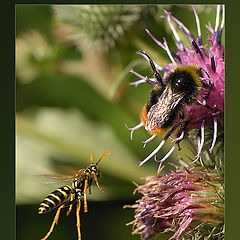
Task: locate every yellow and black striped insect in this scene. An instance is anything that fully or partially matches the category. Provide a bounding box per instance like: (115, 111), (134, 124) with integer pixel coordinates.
(38, 150), (111, 240)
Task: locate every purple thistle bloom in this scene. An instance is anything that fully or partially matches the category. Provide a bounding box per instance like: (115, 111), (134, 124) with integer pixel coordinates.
(125, 168), (224, 240)
(126, 6), (224, 168)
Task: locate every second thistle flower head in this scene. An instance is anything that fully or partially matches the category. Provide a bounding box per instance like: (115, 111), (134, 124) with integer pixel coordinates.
(126, 167), (224, 240)
(126, 5), (224, 168)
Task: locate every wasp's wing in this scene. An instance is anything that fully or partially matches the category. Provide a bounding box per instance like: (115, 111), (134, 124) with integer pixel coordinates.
(41, 174), (74, 184)
(145, 85), (185, 131)
(74, 169), (86, 180)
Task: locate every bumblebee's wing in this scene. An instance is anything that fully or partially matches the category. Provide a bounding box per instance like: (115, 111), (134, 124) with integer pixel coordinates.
(145, 85), (185, 131)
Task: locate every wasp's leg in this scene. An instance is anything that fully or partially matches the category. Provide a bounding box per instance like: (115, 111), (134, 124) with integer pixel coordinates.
(93, 172), (104, 192)
(66, 194), (75, 216)
(76, 200), (82, 240)
(83, 179), (88, 213)
(41, 205), (65, 240)
(88, 185), (92, 194)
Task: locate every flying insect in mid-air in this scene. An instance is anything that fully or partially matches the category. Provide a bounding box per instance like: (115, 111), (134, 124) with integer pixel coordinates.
(38, 150), (111, 240)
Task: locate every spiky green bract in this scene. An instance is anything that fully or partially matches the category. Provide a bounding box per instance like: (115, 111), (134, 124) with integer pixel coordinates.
(53, 5), (142, 54)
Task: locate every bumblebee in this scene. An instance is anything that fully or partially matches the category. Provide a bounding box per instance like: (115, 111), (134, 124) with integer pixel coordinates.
(127, 50), (213, 168)
(141, 50), (212, 134)
(38, 150), (111, 240)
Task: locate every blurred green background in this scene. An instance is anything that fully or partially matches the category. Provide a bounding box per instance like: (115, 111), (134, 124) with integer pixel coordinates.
(16, 5), (217, 240)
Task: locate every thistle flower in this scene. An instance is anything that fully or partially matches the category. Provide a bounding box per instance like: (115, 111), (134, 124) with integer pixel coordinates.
(126, 167), (224, 240)
(126, 6), (224, 168)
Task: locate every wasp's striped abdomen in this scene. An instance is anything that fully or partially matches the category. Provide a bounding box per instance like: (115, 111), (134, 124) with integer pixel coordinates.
(38, 186), (72, 214)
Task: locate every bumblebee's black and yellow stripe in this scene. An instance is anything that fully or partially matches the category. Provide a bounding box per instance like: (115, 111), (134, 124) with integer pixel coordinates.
(38, 186), (72, 214)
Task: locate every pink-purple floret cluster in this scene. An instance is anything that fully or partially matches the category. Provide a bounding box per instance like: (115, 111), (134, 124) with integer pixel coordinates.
(129, 168), (223, 240)
(127, 5), (225, 166)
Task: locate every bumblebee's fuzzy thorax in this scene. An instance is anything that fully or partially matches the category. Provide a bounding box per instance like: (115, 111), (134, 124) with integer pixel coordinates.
(166, 65), (203, 96)
(140, 64), (205, 137)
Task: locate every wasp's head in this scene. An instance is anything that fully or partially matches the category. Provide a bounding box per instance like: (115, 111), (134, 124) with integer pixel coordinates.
(90, 164), (101, 178)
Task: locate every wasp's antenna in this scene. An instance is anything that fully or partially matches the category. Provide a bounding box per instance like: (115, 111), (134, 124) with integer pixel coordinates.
(90, 153), (94, 163)
(96, 150), (111, 165)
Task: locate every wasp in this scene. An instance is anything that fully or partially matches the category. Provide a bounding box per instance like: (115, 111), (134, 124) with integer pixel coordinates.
(38, 150), (111, 240)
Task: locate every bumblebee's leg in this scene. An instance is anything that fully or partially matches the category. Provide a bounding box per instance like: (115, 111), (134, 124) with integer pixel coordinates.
(92, 172), (104, 192)
(41, 205), (64, 240)
(201, 80), (214, 100)
(66, 193), (74, 216)
(129, 69), (157, 87)
(173, 112), (189, 150)
(191, 98), (215, 112)
(83, 179), (88, 213)
(137, 50), (164, 86)
(76, 200), (82, 240)
(199, 67), (214, 99)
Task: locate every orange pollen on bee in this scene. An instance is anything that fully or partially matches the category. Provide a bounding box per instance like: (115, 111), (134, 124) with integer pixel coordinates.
(140, 105), (168, 135)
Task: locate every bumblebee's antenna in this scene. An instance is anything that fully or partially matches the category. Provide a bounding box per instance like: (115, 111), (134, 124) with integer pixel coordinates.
(96, 151), (111, 165)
